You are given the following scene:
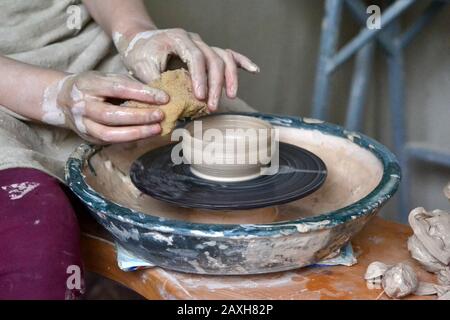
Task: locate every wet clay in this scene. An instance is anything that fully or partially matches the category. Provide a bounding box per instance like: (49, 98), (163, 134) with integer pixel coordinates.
(83, 126), (383, 225)
(122, 69), (208, 135)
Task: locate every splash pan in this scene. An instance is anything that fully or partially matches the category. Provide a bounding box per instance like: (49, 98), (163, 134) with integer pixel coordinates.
(66, 112), (401, 275)
(130, 142), (327, 210)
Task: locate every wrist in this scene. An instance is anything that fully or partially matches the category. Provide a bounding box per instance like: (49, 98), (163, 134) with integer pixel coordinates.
(112, 21), (158, 54)
(123, 20), (158, 39)
(41, 73), (73, 129)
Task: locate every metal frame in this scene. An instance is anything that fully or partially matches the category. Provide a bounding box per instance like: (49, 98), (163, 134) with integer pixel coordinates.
(311, 0), (449, 222)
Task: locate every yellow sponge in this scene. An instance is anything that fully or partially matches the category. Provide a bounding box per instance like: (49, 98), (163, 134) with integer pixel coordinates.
(122, 69), (208, 135)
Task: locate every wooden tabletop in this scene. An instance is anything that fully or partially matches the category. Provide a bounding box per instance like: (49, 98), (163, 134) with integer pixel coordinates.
(80, 213), (437, 300)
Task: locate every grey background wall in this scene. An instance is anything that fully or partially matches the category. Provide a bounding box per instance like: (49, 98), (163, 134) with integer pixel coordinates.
(145, 0), (450, 220)
(376, 2), (450, 217)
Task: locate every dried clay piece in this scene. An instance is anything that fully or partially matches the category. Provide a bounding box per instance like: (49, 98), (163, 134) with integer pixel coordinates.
(444, 183), (450, 200)
(365, 261), (390, 289)
(438, 267), (450, 286)
(382, 263), (418, 298)
(365, 261), (450, 299)
(408, 235), (446, 273)
(408, 207), (450, 266)
(414, 281), (440, 296)
(122, 69), (208, 135)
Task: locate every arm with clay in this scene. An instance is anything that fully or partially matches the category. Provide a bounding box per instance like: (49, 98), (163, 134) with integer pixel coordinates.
(83, 0), (260, 111)
(0, 55), (169, 144)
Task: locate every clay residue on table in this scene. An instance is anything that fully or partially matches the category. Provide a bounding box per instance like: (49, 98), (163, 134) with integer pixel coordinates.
(84, 126), (383, 225)
(129, 218), (437, 300)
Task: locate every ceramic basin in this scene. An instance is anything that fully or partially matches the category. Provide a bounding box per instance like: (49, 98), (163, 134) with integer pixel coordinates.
(66, 112), (401, 275)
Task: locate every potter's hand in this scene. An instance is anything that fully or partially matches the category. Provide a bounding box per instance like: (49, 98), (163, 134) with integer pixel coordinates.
(114, 28), (260, 111)
(46, 71), (169, 144)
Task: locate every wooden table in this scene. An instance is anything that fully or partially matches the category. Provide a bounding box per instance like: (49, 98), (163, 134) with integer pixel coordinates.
(80, 213), (437, 300)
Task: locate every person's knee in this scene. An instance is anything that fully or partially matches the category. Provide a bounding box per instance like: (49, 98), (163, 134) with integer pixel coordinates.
(0, 168), (84, 299)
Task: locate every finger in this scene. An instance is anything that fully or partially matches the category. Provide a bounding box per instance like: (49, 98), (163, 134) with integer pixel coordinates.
(228, 50), (260, 73)
(84, 118), (161, 143)
(78, 73), (169, 104)
(168, 30), (207, 100)
(131, 49), (172, 84)
(193, 40), (225, 111)
(132, 59), (163, 84)
(84, 101), (164, 126)
(213, 48), (238, 99)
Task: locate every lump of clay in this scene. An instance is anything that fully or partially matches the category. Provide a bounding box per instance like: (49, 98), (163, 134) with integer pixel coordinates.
(408, 207), (450, 266)
(365, 261), (390, 289)
(414, 281), (440, 296)
(382, 263), (418, 298)
(438, 291), (450, 300)
(365, 261), (450, 299)
(122, 69), (208, 135)
(438, 267), (450, 286)
(408, 235), (446, 273)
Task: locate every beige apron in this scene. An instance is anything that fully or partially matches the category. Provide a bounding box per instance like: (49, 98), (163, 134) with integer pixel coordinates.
(0, 0), (253, 181)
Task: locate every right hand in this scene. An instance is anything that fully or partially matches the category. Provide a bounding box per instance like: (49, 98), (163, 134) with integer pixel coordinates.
(55, 71), (169, 144)
(115, 28), (260, 111)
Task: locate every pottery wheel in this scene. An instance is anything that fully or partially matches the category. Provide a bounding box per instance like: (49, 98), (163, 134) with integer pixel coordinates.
(130, 142), (327, 210)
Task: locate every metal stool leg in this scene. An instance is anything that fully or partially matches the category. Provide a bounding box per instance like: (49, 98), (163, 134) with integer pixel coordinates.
(345, 42), (375, 131)
(312, 0), (449, 222)
(385, 22), (408, 221)
(312, 0), (343, 120)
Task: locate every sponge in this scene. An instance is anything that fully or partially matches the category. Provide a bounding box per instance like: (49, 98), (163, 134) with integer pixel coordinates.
(122, 69), (208, 135)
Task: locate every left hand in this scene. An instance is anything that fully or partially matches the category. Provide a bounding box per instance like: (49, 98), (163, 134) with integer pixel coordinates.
(114, 28), (260, 111)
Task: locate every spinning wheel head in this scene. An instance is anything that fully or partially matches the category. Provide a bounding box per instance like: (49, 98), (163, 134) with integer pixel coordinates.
(130, 114), (327, 210)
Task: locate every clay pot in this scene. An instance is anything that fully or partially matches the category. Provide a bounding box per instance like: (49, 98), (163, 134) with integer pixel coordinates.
(182, 114), (276, 182)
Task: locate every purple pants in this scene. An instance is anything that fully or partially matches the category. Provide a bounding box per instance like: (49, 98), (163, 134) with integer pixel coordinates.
(0, 168), (84, 299)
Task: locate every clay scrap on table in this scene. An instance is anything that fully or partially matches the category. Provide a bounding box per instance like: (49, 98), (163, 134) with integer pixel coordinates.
(438, 268), (450, 286)
(408, 207), (450, 268)
(122, 69), (208, 135)
(365, 261), (418, 298)
(365, 261), (390, 290)
(408, 234), (444, 273)
(381, 263), (418, 298)
(366, 199), (450, 300)
(445, 183), (450, 201)
(365, 261), (450, 299)
(407, 206), (450, 295)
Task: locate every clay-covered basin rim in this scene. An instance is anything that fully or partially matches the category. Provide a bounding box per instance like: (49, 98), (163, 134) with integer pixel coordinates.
(65, 112), (401, 238)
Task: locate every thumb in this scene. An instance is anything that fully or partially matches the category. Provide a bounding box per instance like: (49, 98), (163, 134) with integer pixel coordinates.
(132, 61), (162, 84)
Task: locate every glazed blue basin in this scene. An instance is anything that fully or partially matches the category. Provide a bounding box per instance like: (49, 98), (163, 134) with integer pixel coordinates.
(66, 112), (401, 275)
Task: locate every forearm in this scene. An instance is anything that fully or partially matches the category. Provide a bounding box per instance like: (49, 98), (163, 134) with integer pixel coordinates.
(0, 52), (169, 144)
(0, 55), (67, 125)
(83, 0), (260, 110)
(83, 0), (157, 40)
